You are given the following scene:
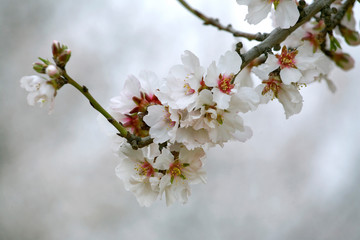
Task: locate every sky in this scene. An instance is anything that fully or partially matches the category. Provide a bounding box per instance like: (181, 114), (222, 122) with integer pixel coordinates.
(1, 0), (360, 239)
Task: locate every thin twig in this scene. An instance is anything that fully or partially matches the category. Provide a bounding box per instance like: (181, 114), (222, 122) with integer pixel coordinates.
(331, 0), (355, 27)
(177, 0), (269, 41)
(241, 0), (337, 69)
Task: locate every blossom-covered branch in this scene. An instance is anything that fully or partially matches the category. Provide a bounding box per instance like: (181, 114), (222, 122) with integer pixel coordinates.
(177, 0), (269, 41)
(241, 0), (337, 69)
(20, 0), (359, 207)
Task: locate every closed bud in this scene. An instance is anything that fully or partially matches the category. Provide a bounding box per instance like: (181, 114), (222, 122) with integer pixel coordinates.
(51, 40), (61, 57)
(51, 40), (71, 68)
(331, 52), (354, 71)
(57, 49), (71, 68)
(45, 65), (59, 78)
(339, 25), (360, 46)
(33, 62), (47, 73)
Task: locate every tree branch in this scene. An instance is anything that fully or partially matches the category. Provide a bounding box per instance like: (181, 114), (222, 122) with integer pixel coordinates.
(177, 0), (269, 41)
(241, 0), (337, 69)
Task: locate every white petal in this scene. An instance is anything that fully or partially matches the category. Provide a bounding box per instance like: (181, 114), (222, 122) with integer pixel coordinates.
(277, 84), (303, 119)
(254, 84), (272, 104)
(154, 148), (173, 170)
(273, 0), (300, 29)
(245, 1), (271, 25)
(233, 126), (253, 142)
(280, 68), (302, 84)
(212, 88), (231, 110)
(218, 51), (242, 74)
(205, 61), (218, 87)
(181, 50), (201, 73)
(252, 55), (279, 80)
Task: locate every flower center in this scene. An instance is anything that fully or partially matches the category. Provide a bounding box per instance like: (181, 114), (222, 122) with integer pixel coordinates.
(168, 160), (187, 183)
(269, 0), (281, 9)
(183, 83), (195, 95)
(123, 113), (149, 137)
(136, 161), (155, 178)
(276, 46), (298, 69)
(131, 92), (161, 113)
(218, 74), (235, 94)
(262, 72), (282, 99)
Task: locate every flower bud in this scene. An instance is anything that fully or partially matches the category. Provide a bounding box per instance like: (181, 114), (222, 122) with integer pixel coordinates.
(52, 40), (61, 57)
(33, 62), (47, 73)
(339, 25), (360, 46)
(51, 40), (71, 68)
(45, 65), (59, 78)
(331, 52), (354, 71)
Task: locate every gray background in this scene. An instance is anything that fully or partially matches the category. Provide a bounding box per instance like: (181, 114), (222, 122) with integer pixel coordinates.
(1, 0), (360, 239)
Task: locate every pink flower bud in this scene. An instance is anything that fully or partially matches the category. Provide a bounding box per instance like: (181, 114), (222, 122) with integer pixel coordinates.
(46, 65), (59, 77)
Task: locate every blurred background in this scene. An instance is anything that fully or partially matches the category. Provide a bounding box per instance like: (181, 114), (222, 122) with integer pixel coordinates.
(1, 0), (360, 239)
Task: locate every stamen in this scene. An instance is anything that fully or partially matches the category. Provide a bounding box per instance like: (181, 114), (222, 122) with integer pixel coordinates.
(218, 74), (235, 94)
(276, 46), (298, 69)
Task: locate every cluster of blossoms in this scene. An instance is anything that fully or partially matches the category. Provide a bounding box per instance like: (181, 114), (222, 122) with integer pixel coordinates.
(20, 1), (359, 207)
(105, 36), (336, 205)
(20, 41), (71, 113)
(104, 50), (260, 206)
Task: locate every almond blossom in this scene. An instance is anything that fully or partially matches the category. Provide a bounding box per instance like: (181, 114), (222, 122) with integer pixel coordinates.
(143, 105), (179, 144)
(205, 51), (241, 109)
(153, 146), (206, 206)
(20, 75), (56, 112)
(115, 143), (163, 207)
(253, 42), (332, 85)
(255, 72), (303, 119)
(156, 50), (204, 110)
(109, 71), (162, 137)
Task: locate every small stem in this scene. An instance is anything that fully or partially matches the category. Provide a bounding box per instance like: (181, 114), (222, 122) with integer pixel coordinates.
(331, 0), (355, 27)
(177, 0), (268, 41)
(63, 71), (129, 138)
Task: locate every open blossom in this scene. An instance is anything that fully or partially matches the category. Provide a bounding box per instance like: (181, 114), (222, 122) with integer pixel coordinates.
(154, 146), (206, 206)
(110, 71), (162, 118)
(205, 51), (241, 110)
(109, 71), (162, 137)
(115, 142), (206, 207)
(157, 50), (204, 110)
(20, 75), (56, 112)
(181, 89), (255, 146)
(255, 72), (303, 119)
(115, 143), (163, 207)
(237, 0), (300, 29)
(253, 42), (332, 85)
(143, 105), (179, 144)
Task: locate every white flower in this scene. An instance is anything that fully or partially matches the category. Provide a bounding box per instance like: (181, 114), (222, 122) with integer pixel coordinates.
(143, 105), (179, 144)
(110, 71), (162, 119)
(205, 51), (241, 109)
(253, 42), (332, 85)
(175, 127), (211, 150)
(237, 0), (299, 29)
(157, 50), (205, 110)
(115, 143), (162, 207)
(255, 72), (303, 119)
(153, 146), (206, 206)
(181, 89), (256, 146)
(20, 75), (56, 112)
(109, 70), (162, 137)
